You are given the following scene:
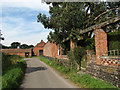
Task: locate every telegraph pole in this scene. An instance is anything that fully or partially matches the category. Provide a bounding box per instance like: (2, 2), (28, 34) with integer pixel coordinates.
(0, 30), (4, 49)
(0, 30), (3, 88)
(0, 30), (4, 43)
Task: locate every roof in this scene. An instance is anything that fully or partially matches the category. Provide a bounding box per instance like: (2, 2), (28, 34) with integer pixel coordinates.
(1, 49), (31, 53)
(35, 40), (46, 47)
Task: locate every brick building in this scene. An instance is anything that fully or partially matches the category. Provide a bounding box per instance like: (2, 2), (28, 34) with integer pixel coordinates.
(33, 40), (46, 56)
(43, 41), (62, 58)
(1, 49), (31, 57)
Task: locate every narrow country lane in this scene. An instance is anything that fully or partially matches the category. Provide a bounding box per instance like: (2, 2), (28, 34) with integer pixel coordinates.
(20, 57), (77, 88)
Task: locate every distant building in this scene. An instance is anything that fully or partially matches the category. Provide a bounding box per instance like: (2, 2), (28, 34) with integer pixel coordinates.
(1, 40), (67, 59)
(33, 40), (46, 56)
(1, 49), (31, 57)
(43, 41), (63, 59)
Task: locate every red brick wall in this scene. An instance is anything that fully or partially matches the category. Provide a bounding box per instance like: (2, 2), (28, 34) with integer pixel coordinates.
(33, 40), (46, 56)
(33, 47), (44, 56)
(1, 49), (32, 57)
(5, 53), (25, 57)
(94, 27), (108, 65)
(43, 42), (62, 58)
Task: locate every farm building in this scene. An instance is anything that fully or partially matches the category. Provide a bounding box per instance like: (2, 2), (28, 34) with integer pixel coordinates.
(33, 40), (46, 56)
(1, 49), (31, 57)
(43, 41), (61, 58)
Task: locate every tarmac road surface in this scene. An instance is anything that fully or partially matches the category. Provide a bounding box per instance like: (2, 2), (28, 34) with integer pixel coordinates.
(20, 57), (77, 88)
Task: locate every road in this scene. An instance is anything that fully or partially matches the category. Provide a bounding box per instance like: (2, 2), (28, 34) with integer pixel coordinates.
(20, 57), (77, 88)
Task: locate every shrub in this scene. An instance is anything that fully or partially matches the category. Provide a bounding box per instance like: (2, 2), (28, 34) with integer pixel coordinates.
(1, 59), (26, 89)
(67, 47), (86, 70)
(2, 53), (22, 71)
(74, 47), (86, 65)
(85, 38), (95, 51)
(108, 30), (120, 50)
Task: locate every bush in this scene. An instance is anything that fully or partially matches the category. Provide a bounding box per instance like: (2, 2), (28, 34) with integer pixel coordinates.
(2, 53), (22, 71)
(1, 53), (26, 89)
(1, 59), (26, 89)
(85, 38), (95, 51)
(67, 47), (86, 70)
(108, 30), (120, 50)
(2, 53), (12, 71)
(74, 47), (86, 65)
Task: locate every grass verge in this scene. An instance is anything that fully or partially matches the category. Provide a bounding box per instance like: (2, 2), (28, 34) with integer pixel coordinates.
(40, 56), (118, 88)
(1, 59), (26, 90)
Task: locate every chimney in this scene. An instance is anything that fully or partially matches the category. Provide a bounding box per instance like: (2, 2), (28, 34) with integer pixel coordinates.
(41, 40), (43, 42)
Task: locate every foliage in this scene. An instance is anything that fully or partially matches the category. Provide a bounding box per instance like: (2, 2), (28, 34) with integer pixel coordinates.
(67, 50), (77, 69)
(39, 56), (117, 88)
(73, 47), (86, 65)
(77, 30), (120, 51)
(1, 60), (26, 89)
(20, 44), (29, 49)
(37, 2), (119, 49)
(20, 44), (34, 49)
(73, 73), (116, 88)
(2, 53), (22, 71)
(1, 44), (9, 49)
(85, 38), (95, 50)
(108, 30), (120, 50)
(10, 42), (20, 49)
(67, 47), (86, 69)
(40, 56), (72, 74)
(3, 42), (34, 49)
(28, 45), (34, 49)
(1, 56), (26, 89)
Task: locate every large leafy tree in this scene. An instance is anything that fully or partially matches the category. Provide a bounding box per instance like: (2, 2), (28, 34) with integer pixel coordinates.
(20, 44), (29, 49)
(37, 2), (90, 44)
(37, 2), (119, 47)
(19, 44), (34, 49)
(10, 42), (20, 49)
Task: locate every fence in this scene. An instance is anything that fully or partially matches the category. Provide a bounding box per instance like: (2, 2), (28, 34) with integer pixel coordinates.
(108, 49), (120, 56)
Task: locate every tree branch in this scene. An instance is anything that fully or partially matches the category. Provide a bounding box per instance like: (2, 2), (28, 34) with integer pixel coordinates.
(94, 7), (120, 21)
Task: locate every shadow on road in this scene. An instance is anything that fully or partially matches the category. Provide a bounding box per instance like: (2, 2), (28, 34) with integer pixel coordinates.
(26, 66), (47, 74)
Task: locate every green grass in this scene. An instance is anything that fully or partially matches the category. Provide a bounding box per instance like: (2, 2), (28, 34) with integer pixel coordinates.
(39, 56), (118, 88)
(1, 59), (26, 90)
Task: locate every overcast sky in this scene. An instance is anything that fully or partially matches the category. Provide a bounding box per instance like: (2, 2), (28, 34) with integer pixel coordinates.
(0, 0), (52, 46)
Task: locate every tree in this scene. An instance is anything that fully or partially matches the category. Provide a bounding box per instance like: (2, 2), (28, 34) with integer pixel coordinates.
(20, 44), (34, 49)
(0, 44), (9, 49)
(10, 42), (20, 49)
(37, 2), (119, 48)
(28, 45), (34, 49)
(37, 3), (89, 45)
(20, 44), (29, 49)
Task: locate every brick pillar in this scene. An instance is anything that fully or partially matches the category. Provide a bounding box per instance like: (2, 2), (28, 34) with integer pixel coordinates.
(94, 27), (108, 65)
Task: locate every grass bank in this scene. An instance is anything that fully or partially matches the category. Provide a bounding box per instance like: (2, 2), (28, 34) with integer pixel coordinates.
(39, 56), (117, 88)
(1, 53), (26, 90)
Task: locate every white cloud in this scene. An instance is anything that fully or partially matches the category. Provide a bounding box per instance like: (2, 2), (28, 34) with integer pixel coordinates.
(1, 16), (52, 46)
(1, 31), (50, 46)
(1, 0), (51, 12)
(0, 0), (53, 46)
